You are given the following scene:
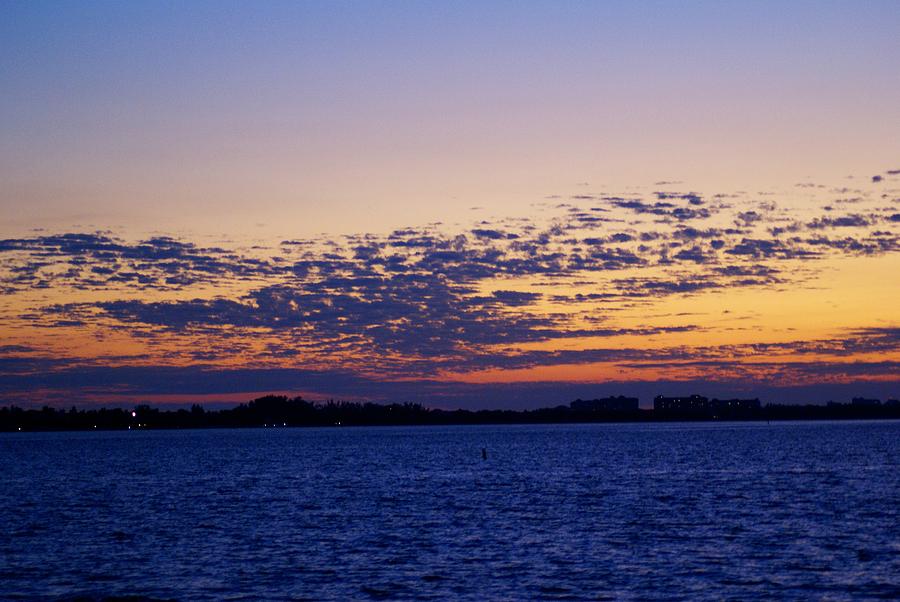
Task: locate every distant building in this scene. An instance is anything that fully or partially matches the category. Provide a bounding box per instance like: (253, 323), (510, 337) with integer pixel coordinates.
(570, 396), (639, 412)
(653, 394), (708, 412)
(710, 398), (761, 411)
(653, 395), (761, 413)
(851, 397), (881, 407)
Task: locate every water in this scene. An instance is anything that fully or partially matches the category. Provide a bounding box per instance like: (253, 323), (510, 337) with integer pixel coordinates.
(1, 421), (898, 601)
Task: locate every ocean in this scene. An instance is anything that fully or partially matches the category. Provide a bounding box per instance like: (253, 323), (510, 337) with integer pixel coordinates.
(2, 421), (898, 600)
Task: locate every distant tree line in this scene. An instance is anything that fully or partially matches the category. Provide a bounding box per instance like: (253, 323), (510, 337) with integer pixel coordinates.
(1, 394), (899, 432)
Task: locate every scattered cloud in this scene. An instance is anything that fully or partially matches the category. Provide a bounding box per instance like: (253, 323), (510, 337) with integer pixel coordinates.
(1, 175), (897, 406)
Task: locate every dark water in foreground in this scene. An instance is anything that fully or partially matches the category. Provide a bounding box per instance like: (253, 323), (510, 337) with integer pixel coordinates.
(1, 422), (898, 601)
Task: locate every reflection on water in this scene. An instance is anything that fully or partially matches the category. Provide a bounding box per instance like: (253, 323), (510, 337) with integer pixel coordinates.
(1, 421), (899, 600)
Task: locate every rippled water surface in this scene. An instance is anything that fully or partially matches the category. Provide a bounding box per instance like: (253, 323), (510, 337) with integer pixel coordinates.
(2, 421), (899, 600)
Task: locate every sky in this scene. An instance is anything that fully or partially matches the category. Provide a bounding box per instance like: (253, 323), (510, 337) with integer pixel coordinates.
(1, 1), (898, 408)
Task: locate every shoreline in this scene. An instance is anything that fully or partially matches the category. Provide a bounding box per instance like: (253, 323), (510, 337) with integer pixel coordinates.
(4, 398), (900, 432)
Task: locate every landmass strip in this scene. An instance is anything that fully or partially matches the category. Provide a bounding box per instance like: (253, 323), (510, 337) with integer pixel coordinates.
(2, 394), (898, 431)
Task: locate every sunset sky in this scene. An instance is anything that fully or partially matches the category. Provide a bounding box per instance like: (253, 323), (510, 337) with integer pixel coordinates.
(1, 2), (898, 408)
